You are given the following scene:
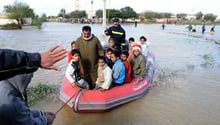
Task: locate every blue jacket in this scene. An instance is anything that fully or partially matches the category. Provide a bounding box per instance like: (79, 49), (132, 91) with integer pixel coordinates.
(0, 49), (40, 81)
(0, 74), (47, 125)
(112, 59), (125, 84)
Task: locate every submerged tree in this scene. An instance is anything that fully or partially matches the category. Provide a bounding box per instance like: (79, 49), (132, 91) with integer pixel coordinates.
(4, 1), (35, 24)
(196, 11), (203, 20)
(203, 13), (217, 22)
(70, 10), (87, 18)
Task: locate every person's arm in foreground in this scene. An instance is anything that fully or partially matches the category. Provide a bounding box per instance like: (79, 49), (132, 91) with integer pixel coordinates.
(0, 45), (67, 80)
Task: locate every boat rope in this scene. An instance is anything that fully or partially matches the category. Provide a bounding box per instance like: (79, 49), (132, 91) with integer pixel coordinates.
(55, 88), (82, 115)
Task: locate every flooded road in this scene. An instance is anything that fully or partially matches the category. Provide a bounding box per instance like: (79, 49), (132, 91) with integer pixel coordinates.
(1, 22), (220, 125)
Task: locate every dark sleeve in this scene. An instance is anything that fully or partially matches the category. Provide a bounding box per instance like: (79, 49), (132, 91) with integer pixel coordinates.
(122, 28), (126, 43)
(12, 98), (47, 125)
(0, 49), (40, 80)
(105, 27), (112, 36)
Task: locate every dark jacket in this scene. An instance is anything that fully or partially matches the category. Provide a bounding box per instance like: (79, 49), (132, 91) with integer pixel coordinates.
(0, 49), (41, 81)
(105, 25), (126, 50)
(0, 74), (47, 125)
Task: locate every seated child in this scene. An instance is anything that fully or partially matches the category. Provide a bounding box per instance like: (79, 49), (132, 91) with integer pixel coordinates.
(104, 37), (118, 51)
(68, 40), (76, 63)
(120, 51), (131, 83)
(105, 48), (114, 69)
(129, 45), (146, 80)
(110, 50), (125, 85)
(94, 56), (112, 90)
(128, 37), (135, 47)
(65, 49), (89, 89)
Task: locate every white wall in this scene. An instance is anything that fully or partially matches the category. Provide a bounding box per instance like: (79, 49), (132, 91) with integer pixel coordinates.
(0, 19), (18, 25)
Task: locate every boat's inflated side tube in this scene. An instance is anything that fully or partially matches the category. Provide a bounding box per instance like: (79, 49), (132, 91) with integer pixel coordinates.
(73, 89), (84, 113)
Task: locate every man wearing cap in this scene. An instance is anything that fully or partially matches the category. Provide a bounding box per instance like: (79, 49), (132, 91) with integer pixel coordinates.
(105, 17), (126, 52)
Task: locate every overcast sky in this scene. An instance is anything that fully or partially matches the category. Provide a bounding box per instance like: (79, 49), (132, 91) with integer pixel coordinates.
(0, 0), (219, 16)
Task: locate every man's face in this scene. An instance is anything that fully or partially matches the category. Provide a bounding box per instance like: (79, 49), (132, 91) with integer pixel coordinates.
(113, 21), (119, 26)
(83, 30), (91, 38)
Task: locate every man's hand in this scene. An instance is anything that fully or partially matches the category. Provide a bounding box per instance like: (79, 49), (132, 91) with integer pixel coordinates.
(40, 45), (67, 71)
(45, 112), (56, 125)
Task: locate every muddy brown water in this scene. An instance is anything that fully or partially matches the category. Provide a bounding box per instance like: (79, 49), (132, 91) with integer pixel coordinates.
(1, 23), (220, 125)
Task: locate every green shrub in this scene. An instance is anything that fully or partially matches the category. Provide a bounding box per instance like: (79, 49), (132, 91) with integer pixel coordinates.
(27, 83), (57, 106)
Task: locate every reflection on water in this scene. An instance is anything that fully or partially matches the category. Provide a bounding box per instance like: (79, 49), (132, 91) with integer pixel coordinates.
(1, 23), (220, 125)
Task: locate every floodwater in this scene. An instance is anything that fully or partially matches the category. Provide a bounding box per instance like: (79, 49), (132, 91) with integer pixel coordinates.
(1, 22), (220, 125)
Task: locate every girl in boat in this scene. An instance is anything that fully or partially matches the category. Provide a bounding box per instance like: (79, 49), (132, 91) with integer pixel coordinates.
(94, 56), (112, 90)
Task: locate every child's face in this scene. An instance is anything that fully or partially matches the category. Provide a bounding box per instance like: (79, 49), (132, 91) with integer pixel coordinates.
(129, 42), (134, 49)
(110, 54), (117, 62)
(120, 54), (127, 61)
(140, 38), (146, 44)
(133, 49), (141, 56)
(98, 59), (105, 67)
(108, 40), (115, 47)
(106, 51), (112, 59)
(72, 53), (80, 61)
(71, 44), (76, 49)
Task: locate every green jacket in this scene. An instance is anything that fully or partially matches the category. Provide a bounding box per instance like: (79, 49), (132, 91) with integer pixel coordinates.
(129, 54), (146, 78)
(76, 34), (104, 73)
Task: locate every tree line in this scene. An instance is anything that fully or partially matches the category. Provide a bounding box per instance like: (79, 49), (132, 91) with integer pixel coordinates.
(3, 1), (218, 25)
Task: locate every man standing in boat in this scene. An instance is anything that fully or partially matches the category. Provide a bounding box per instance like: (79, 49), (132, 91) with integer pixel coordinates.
(75, 26), (104, 89)
(105, 17), (126, 52)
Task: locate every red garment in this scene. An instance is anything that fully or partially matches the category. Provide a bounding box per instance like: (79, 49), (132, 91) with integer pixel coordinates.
(123, 60), (131, 83)
(67, 50), (72, 63)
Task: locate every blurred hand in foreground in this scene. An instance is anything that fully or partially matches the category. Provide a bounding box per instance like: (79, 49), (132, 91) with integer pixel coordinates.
(40, 45), (67, 71)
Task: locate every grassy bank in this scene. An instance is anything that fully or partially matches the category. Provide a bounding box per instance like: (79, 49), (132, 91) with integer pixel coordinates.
(0, 23), (22, 30)
(27, 83), (59, 106)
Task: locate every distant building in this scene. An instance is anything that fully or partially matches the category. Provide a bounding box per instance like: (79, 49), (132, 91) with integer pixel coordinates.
(0, 13), (18, 25)
(186, 14), (196, 20)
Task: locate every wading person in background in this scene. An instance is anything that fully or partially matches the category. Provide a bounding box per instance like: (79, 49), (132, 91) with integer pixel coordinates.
(202, 24), (206, 34)
(75, 25), (104, 89)
(0, 45), (68, 125)
(105, 17), (126, 52)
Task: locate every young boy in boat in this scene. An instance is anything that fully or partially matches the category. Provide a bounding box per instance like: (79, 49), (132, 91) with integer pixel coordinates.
(67, 40), (76, 63)
(104, 37), (118, 51)
(94, 56), (112, 90)
(110, 50), (125, 85)
(65, 49), (89, 89)
(105, 48), (114, 69)
(138, 36), (150, 57)
(129, 45), (146, 81)
(120, 51), (131, 83)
